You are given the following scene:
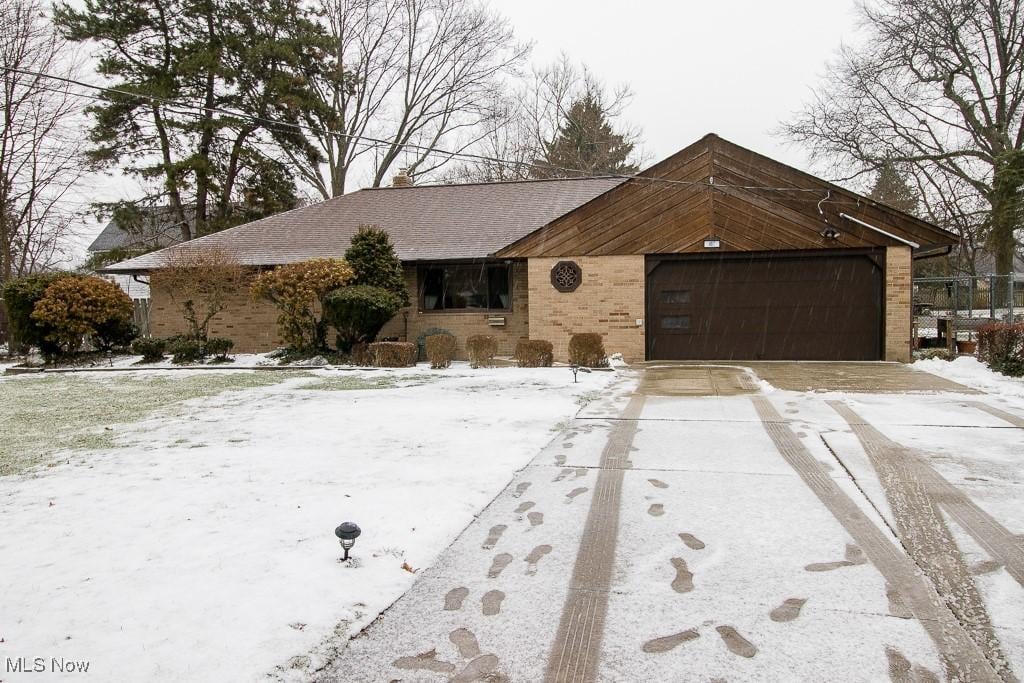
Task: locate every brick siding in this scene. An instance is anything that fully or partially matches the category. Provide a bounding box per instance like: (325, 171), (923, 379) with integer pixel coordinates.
(527, 255), (646, 363)
(378, 262), (529, 358)
(884, 245), (912, 362)
(149, 271), (282, 352)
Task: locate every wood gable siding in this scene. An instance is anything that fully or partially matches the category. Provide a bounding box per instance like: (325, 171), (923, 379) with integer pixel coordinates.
(496, 134), (957, 258)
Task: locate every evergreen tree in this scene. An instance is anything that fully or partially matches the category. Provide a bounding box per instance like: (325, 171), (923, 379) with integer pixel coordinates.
(54, 0), (346, 240)
(324, 226), (409, 353)
(344, 226), (409, 306)
(867, 159), (919, 215)
(532, 91), (639, 179)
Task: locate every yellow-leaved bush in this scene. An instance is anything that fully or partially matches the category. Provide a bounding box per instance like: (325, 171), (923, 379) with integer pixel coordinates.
(30, 275), (135, 354)
(250, 258), (354, 351)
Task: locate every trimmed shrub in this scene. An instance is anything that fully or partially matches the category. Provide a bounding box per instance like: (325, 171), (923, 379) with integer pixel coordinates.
(167, 337), (204, 364)
(324, 285), (404, 353)
(251, 258), (354, 352)
(349, 342), (373, 366)
(466, 334), (497, 368)
(425, 333), (457, 369)
(977, 323), (1024, 377)
(132, 337), (167, 362)
(369, 341), (417, 367)
(1, 272), (71, 353)
(30, 275), (134, 356)
(568, 333), (606, 367)
(94, 317), (138, 352)
(204, 337), (234, 360)
(515, 339), (554, 368)
(416, 327), (450, 361)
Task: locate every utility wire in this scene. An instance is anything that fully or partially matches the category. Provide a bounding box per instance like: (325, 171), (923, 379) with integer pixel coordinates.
(6, 65), (849, 197)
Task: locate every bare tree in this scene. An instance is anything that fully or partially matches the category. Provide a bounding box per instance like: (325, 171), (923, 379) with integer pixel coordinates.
(781, 0), (1024, 281)
(445, 55), (644, 182)
(292, 0), (529, 197)
(0, 0), (86, 282)
(157, 247), (244, 341)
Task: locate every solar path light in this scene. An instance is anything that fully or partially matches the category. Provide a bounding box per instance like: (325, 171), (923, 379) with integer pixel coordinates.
(335, 522), (361, 562)
(570, 365), (592, 383)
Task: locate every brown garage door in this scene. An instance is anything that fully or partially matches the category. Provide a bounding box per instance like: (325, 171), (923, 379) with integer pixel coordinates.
(646, 252), (883, 361)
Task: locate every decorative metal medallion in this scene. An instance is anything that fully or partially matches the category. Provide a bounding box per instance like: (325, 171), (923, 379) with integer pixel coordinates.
(550, 260), (582, 292)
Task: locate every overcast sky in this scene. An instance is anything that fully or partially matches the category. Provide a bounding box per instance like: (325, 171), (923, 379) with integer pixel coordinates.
(72, 0), (861, 256)
(497, 0), (860, 169)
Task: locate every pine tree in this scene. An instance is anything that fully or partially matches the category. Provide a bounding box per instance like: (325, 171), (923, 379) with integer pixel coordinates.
(532, 92), (639, 178)
(344, 226), (409, 306)
(867, 159), (919, 214)
(54, 0), (345, 240)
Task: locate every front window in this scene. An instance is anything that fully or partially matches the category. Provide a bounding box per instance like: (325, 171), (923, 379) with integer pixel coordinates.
(420, 263), (511, 311)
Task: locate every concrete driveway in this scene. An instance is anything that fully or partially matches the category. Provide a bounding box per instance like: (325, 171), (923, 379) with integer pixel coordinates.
(318, 363), (1024, 682)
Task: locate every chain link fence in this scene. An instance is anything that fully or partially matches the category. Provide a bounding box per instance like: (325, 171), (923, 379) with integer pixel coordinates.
(913, 275), (1020, 352)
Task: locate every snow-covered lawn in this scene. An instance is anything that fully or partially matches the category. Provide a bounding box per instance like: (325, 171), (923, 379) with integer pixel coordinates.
(914, 356), (1024, 403)
(0, 364), (615, 681)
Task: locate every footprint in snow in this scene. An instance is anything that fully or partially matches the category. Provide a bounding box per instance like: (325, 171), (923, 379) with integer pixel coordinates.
(804, 544), (866, 572)
(513, 482), (531, 498)
(481, 590), (505, 616)
(553, 468), (573, 482)
(525, 545), (552, 575)
(678, 533), (705, 550)
(716, 625), (757, 658)
(648, 503), (665, 517)
(514, 501), (534, 514)
(444, 587), (469, 611)
(648, 478), (669, 489)
(670, 558), (693, 593)
(769, 597), (807, 622)
(487, 553), (512, 579)
(642, 629), (699, 653)
(482, 524), (507, 550)
(565, 487), (588, 503)
(527, 511), (544, 528)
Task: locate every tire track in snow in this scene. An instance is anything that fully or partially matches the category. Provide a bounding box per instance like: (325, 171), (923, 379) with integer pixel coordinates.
(544, 394), (645, 683)
(963, 400), (1024, 428)
(829, 401), (1018, 682)
(751, 397), (1000, 683)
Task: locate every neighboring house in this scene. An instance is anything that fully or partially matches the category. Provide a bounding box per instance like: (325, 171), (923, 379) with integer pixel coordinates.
(103, 134), (957, 362)
(88, 206), (189, 299)
(972, 251), (1024, 279)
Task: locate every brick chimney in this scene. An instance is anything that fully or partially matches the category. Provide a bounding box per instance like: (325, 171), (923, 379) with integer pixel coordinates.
(391, 167), (413, 187)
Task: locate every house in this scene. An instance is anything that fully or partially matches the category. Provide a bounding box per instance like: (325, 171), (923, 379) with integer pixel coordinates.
(103, 134), (958, 362)
(88, 205), (189, 299)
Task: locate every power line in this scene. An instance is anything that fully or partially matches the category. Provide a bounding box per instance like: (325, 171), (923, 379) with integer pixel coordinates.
(5, 65), (843, 196)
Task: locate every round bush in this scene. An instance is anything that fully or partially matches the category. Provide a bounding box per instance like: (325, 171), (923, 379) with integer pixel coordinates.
(466, 334), (497, 368)
(425, 333), (457, 369)
(30, 275), (134, 356)
(132, 337), (168, 362)
(568, 332), (607, 367)
(323, 284), (404, 352)
(167, 338), (203, 364)
(204, 337), (235, 359)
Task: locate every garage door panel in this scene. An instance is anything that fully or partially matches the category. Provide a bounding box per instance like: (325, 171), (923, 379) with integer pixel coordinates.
(647, 253), (882, 361)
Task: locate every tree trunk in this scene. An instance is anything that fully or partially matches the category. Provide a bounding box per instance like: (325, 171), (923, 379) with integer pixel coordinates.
(193, 5), (218, 237)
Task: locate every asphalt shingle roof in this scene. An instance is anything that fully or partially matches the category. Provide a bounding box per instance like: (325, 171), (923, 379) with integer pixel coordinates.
(104, 177), (624, 272)
(88, 206), (188, 253)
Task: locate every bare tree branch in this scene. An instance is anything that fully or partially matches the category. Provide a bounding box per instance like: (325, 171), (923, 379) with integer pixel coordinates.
(0, 0), (86, 281)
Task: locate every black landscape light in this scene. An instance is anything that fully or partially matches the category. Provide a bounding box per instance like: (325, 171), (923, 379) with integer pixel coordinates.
(570, 365), (592, 383)
(335, 522), (361, 561)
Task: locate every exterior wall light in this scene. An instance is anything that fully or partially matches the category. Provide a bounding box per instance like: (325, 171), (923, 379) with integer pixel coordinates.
(335, 522), (362, 561)
(820, 225), (841, 240)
